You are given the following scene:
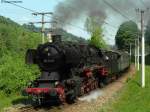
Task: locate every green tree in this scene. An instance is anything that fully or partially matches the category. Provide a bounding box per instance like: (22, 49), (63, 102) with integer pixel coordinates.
(0, 16), (41, 95)
(145, 19), (150, 45)
(115, 21), (139, 50)
(0, 16), (87, 95)
(85, 17), (107, 49)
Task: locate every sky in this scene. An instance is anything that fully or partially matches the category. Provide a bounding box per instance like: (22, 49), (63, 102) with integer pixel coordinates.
(0, 0), (61, 24)
(0, 0), (131, 45)
(0, 0), (91, 39)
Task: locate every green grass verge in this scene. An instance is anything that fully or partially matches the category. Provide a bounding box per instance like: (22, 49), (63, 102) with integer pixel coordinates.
(99, 65), (150, 112)
(0, 92), (26, 112)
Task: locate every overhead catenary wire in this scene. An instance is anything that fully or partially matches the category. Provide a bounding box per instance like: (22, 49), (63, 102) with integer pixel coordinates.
(5, 0), (138, 45)
(52, 3), (120, 29)
(4, 2), (116, 48)
(139, 0), (150, 24)
(6, 1), (37, 12)
(6, 1), (141, 34)
(5, 1), (87, 31)
(5, 1), (120, 31)
(4, 0), (141, 32)
(8, 1), (109, 32)
(140, 0), (147, 8)
(102, 0), (133, 21)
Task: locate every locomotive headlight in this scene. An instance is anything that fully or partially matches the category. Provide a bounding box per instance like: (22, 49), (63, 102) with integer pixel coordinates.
(55, 81), (59, 86)
(104, 56), (109, 60)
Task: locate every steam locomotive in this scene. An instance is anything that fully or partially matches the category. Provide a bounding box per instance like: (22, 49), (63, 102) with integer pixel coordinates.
(25, 35), (130, 104)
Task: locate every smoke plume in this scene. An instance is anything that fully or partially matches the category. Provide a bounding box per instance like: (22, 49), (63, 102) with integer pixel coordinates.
(52, 0), (150, 44)
(52, 0), (145, 27)
(52, 0), (106, 28)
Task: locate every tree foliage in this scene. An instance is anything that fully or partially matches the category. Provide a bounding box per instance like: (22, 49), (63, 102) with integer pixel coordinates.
(23, 24), (87, 43)
(145, 20), (150, 45)
(115, 21), (139, 50)
(85, 17), (107, 49)
(0, 16), (41, 94)
(0, 16), (88, 95)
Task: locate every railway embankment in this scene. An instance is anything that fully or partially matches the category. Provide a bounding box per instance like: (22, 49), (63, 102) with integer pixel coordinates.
(3, 65), (136, 112)
(99, 65), (150, 112)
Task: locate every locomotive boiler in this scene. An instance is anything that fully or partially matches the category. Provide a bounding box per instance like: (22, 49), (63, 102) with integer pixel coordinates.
(24, 35), (130, 104)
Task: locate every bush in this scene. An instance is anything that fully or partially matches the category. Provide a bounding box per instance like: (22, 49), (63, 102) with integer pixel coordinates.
(0, 52), (40, 94)
(0, 16), (41, 95)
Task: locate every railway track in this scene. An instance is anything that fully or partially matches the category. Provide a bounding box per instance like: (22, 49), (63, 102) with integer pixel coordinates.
(16, 105), (37, 112)
(4, 65), (135, 112)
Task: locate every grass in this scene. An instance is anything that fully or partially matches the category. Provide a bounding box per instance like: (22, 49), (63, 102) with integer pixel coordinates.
(0, 92), (26, 112)
(99, 65), (150, 112)
(1, 65), (150, 112)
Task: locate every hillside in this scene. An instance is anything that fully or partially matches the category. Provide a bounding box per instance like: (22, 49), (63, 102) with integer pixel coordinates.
(0, 16), (88, 111)
(0, 16), (41, 110)
(99, 65), (150, 112)
(22, 24), (87, 43)
(0, 15), (87, 94)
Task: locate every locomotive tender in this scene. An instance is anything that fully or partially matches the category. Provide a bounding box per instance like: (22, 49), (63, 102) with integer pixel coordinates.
(25, 35), (130, 104)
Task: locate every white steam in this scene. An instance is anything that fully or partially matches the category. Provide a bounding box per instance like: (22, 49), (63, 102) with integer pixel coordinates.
(78, 89), (103, 102)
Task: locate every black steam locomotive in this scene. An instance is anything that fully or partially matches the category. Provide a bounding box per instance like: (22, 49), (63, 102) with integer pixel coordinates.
(25, 35), (130, 104)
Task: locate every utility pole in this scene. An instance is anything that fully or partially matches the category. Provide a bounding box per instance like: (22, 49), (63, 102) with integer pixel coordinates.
(135, 9), (140, 71)
(135, 39), (137, 68)
(140, 10), (145, 88)
(137, 36), (140, 70)
(136, 8), (148, 88)
(130, 43), (132, 62)
(32, 12), (53, 43)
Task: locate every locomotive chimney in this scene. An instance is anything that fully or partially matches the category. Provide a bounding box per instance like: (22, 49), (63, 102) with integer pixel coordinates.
(52, 34), (62, 43)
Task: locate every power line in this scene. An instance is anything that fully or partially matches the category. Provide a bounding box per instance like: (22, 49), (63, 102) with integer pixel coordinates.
(6, 1), (37, 12)
(31, 12), (53, 43)
(102, 0), (132, 21)
(5, 1), (119, 32)
(103, 21), (118, 29)
(8, 2), (139, 34)
(53, 14), (118, 31)
(47, 0), (119, 30)
(138, 0), (150, 23)
(53, 3), (119, 29)
(140, 0), (147, 8)
(4, 1), (88, 31)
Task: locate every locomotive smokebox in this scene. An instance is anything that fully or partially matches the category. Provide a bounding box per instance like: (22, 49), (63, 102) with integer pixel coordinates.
(52, 35), (62, 43)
